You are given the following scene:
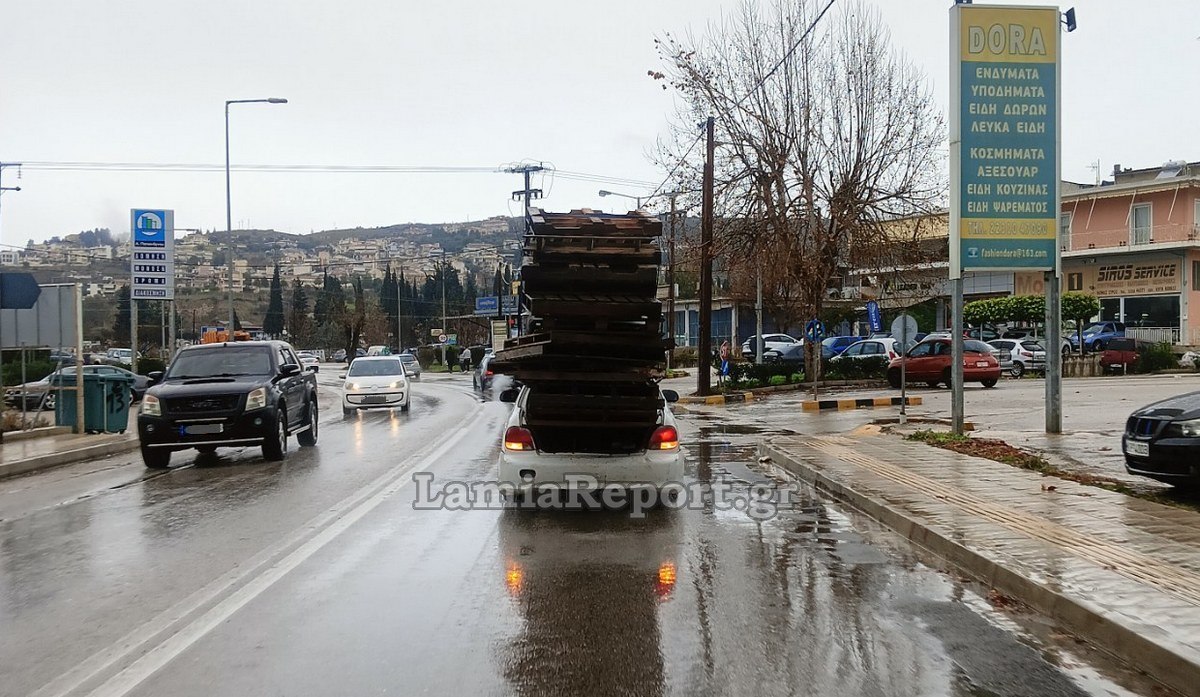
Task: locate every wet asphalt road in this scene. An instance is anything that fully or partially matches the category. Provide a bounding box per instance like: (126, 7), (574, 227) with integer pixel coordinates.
(0, 372), (1174, 697)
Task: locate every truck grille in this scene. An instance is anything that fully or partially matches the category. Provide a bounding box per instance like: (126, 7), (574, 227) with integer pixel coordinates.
(166, 394), (242, 414)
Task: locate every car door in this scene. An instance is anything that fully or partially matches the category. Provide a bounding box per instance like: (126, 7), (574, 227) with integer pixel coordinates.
(839, 342), (864, 362)
(903, 342), (936, 379)
(277, 346), (305, 424)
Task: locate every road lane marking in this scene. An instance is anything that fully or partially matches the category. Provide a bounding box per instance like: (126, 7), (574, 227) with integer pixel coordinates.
(33, 404), (481, 697)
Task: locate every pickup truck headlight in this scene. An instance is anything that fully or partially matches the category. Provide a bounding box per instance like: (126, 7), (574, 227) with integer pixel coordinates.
(246, 387), (268, 411)
(1169, 418), (1200, 438)
(141, 394), (161, 416)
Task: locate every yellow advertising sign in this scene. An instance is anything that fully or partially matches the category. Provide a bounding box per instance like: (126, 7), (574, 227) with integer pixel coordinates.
(959, 6), (1058, 64)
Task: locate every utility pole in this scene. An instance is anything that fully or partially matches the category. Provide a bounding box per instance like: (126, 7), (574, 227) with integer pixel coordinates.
(506, 164), (544, 338)
(441, 249), (448, 366)
(697, 117), (715, 397)
(667, 195), (677, 370)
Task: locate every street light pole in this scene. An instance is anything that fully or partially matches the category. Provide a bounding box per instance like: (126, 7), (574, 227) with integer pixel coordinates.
(598, 189), (646, 209)
(225, 97), (287, 338)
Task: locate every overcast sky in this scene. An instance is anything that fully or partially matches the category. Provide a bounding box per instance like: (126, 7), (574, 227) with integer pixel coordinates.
(1, 0), (1195, 245)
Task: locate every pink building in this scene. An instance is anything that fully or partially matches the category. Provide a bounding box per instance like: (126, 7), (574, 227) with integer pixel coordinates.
(1056, 160), (1200, 345)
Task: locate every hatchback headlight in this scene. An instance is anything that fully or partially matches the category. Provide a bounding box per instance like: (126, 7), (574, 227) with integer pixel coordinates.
(246, 387), (267, 411)
(141, 394), (161, 416)
(1171, 418), (1200, 438)
(390, 380), (405, 389)
(346, 382), (361, 391)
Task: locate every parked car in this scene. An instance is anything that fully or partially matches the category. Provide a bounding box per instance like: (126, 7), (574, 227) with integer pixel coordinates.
(886, 338), (1001, 389)
(830, 338), (899, 363)
(473, 354), (496, 392)
(1001, 327), (1072, 356)
(741, 333), (800, 358)
(341, 355), (410, 415)
(820, 336), (859, 360)
(1100, 337), (1143, 373)
(762, 342), (805, 367)
(5, 364), (148, 411)
(989, 339), (1046, 377)
(1123, 391), (1200, 486)
(137, 341), (319, 468)
(106, 348), (135, 367)
(296, 351), (320, 373)
(397, 352), (422, 381)
(366, 345), (392, 356)
(332, 349), (347, 362)
(1069, 321), (1125, 352)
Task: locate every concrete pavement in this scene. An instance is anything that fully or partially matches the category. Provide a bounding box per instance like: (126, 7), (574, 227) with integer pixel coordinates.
(763, 428), (1200, 696)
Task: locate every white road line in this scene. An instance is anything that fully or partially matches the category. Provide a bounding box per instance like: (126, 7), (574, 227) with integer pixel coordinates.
(32, 406), (480, 697)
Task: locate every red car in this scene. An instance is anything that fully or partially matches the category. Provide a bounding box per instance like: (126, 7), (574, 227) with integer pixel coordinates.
(887, 338), (1001, 388)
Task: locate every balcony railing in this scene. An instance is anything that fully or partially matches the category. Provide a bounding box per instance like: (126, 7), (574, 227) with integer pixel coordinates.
(1126, 327), (1181, 345)
(1066, 222), (1200, 251)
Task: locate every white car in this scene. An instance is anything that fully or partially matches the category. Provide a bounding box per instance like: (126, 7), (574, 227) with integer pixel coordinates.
(830, 338), (900, 363)
(989, 338), (1046, 377)
(296, 352), (320, 373)
(498, 384), (685, 502)
(741, 333), (801, 358)
(341, 356), (410, 415)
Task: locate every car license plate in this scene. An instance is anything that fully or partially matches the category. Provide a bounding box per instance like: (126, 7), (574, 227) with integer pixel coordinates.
(1125, 440), (1150, 457)
(362, 395), (387, 404)
(181, 423), (223, 435)
(975, 361), (988, 367)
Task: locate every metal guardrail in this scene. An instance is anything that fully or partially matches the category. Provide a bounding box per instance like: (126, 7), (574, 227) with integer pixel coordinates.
(1126, 327), (1181, 344)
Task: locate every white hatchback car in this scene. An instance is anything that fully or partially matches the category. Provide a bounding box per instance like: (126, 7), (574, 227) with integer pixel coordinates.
(341, 356), (410, 415)
(498, 384), (685, 503)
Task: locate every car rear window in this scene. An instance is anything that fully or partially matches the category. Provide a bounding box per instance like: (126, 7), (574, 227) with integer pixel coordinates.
(1108, 338), (1136, 350)
(963, 340), (993, 354)
(1020, 341), (1043, 351)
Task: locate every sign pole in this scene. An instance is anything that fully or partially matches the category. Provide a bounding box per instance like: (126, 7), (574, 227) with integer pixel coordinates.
(1046, 270), (1062, 432)
(130, 299), (138, 376)
(899, 317), (908, 425)
(951, 279), (964, 435)
(75, 283), (85, 435)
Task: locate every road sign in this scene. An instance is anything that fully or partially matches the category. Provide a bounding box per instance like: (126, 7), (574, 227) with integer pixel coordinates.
(0, 283), (79, 349)
(446, 333), (458, 346)
(437, 333), (447, 344)
(0, 272), (41, 309)
(130, 209), (175, 300)
(474, 296), (499, 315)
(430, 328), (443, 337)
(501, 295), (518, 314)
(866, 301), (883, 333)
(891, 313), (918, 349)
(491, 320), (507, 350)
(950, 4), (1060, 276)
(804, 319), (825, 343)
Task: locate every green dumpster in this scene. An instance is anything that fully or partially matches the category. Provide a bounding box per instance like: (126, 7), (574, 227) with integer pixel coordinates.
(52, 373), (135, 433)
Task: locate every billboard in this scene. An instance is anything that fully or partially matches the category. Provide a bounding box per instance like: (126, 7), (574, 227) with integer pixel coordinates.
(130, 209), (175, 299)
(951, 5), (1060, 276)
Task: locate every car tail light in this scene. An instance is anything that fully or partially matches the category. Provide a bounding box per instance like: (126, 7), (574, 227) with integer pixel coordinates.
(649, 425), (679, 450)
(485, 370), (494, 377)
(504, 426), (535, 451)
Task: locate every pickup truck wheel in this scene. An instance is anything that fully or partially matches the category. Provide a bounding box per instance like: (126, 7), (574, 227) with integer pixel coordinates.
(196, 445), (217, 454)
(262, 409), (287, 461)
(141, 446), (170, 469)
(298, 398), (318, 446)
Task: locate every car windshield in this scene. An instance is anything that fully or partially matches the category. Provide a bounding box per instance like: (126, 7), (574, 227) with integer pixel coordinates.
(348, 359), (403, 377)
(167, 347), (274, 378)
(964, 340), (993, 354)
(1082, 323), (1107, 334)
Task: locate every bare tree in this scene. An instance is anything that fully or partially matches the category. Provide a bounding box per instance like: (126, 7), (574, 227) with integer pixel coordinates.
(653, 0), (946, 378)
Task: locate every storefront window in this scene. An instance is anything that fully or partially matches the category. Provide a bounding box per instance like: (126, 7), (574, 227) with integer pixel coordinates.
(1123, 295), (1180, 328)
(1099, 298), (1121, 322)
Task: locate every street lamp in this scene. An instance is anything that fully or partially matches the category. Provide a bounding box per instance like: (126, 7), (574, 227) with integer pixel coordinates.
(598, 189), (645, 209)
(225, 97), (287, 335)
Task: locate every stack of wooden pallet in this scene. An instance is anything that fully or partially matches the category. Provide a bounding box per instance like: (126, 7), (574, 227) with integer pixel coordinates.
(490, 209), (670, 444)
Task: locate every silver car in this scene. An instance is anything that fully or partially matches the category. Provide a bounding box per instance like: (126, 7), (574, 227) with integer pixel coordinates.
(989, 339), (1046, 378)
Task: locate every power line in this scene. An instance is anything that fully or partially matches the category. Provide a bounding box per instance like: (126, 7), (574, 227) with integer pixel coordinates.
(731, 0), (836, 112)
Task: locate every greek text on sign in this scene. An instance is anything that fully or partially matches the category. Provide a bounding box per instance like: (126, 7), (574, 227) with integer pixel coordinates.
(1094, 262), (1180, 297)
(131, 208), (175, 300)
(951, 5), (1059, 274)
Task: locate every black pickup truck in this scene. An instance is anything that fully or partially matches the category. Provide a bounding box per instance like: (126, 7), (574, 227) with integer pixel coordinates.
(136, 340), (319, 469)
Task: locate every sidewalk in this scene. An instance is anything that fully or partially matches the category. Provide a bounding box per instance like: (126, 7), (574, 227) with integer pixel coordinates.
(0, 412), (138, 479)
(763, 429), (1200, 695)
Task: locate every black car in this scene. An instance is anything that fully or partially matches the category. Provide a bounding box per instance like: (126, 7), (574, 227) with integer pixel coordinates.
(1123, 391), (1200, 486)
(762, 343), (805, 367)
(137, 341), (319, 469)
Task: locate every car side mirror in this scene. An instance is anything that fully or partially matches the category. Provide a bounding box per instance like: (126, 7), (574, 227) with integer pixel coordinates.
(498, 388), (519, 403)
(338, 374), (347, 380)
(147, 371), (164, 385)
(280, 364), (302, 377)
(661, 389), (679, 403)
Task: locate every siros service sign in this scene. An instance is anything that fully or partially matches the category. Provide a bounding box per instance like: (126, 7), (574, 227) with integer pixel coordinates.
(130, 209), (175, 300)
(950, 4), (1060, 277)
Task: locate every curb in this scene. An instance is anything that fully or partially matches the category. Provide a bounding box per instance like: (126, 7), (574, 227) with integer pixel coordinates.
(760, 439), (1199, 697)
(0, 426), (72, 443)
(0, 438), (139, 480)
(801, 396), (923, 412)
(678, 392), (755, 405)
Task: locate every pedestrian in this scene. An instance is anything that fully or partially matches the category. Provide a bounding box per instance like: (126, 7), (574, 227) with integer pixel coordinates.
(460, 349), (472, 373)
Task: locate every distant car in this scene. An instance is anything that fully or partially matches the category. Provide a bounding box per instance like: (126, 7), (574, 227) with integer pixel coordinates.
(296, 352), (320, 373)
(397, 352), (422, 381)
(762, 342), (805, 367)
(341, 356), (409, 416)
(355, 348), (367, 358)
(473, 354), (496, 392)
(830, 338), (899, 363)
(989, 339), (1045, 378)
(106, 348), (135, 367)
(1123, 391), (1200, 486)
(366, 345), (392, 356)
(1101, 337), (1142, 373)
(820, 336), (859, 360)
(741, 333), (800, 359)
(886, 338), (1001, 389)
(332, 349), (347, 363)
(5, 364), (148, 411)
(1001, 327), (1072, 356)
(1069, 321), (1125, 352)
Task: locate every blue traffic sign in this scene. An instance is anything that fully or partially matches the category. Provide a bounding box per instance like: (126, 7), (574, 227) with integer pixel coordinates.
(866, 300), (883, 333)
(804, 319), (825, 342)
(474, 296), (499, 315)
(0, 273), (41, 309)
(133, 210), (167, 248)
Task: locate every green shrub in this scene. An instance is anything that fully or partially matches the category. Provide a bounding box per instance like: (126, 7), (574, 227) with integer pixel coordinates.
(2, 359), (56, 387)
(416, 346), (436, 368)
(671, 347), (698, 368)
(1136, 342), (1176, 373)
(789, 373), (804, 384)
(742, 378), (761, 389)
(825, 356), (889, 380)
(768, 375), (787, 386)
